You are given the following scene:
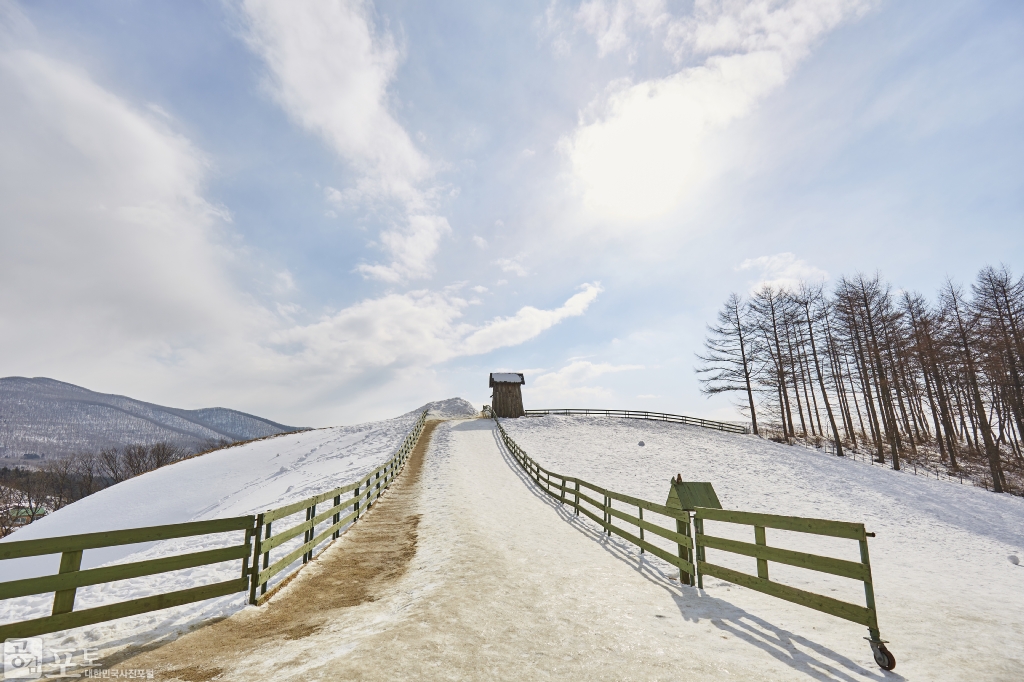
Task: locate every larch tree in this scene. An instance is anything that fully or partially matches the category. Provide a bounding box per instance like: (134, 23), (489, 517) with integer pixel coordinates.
(696, 293), (761, 434)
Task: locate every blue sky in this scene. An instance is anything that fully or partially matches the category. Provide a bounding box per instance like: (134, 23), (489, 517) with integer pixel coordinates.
(1, 0), (1021, 427)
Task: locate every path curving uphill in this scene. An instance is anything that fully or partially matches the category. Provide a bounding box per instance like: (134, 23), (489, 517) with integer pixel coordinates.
(99, 416), (1016, 680)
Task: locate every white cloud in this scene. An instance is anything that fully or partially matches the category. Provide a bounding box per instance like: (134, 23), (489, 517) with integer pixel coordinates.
(324, 186), (344, 204)
(269, 283), (603, 391)
(494, 258), (529, 277)
(526, 359), (644, 404)
(242, 0), (427, 200)
(461, 283), (602, 355)
(241, 0), (448, 282)
(0, 48), (244, 343)
(471, 285), (489, 293)
(472, 235), (488, 249)
(0, 17), (604, 426)
(356, 214), (452, 282)
(273, 270), (297, 294)
(575, 0), (665, 57)
(737, 252), (828, 292)
(563, 0), (871, 221)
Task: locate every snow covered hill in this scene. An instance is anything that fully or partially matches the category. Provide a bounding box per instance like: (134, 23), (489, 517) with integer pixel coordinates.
(3, 403), (1021, 680)
(499, 415), (1024, 679)
(0, 376), (306, 458)
(0, 397), (476, 647)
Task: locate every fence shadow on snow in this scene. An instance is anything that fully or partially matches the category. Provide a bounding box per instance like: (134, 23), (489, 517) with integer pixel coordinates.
(488, 416), (900, 677)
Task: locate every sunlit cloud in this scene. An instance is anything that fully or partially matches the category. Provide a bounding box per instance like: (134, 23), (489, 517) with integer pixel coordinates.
(562, 0), (871, 222)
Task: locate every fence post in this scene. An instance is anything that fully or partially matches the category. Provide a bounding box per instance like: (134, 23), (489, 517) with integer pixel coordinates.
(575, 482), (580, 516)
(302, 506), (310, 564)
(51, 550), (83, 615)
(694, 515), (705, 589)
(261, 521), (272, 595)
(639, 507), (645, 553)
(676, 514), (692, 586)
(303, 504), (315, 563)
(240, 523), (253, 591)
(332, 495), (342, 539)
(755, 526), (769, 580)
(859, 536), (882, 642)
(354, 484), (360, 520)
(249, 514), (264, 604)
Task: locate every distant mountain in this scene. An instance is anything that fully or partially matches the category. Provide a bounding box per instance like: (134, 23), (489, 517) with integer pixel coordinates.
(0, 377), (307, 459)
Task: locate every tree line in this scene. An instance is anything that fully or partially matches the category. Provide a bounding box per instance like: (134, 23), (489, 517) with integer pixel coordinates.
(697, 265), (1024, 494)
(0, 440), (221, 536)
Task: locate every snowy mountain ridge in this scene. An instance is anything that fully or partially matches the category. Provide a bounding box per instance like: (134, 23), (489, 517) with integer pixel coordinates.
(0, 376), (306, 458)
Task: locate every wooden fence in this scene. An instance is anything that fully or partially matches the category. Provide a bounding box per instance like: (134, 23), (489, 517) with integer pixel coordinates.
(0, 517), (255, 640)
(524, 408), (749, 434)
(249, 411), (427, 603)
(0, 411), (427, 640)
(492, 416), (896, 670)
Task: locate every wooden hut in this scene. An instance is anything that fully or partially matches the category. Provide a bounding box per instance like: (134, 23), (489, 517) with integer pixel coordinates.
(489, 372), (525, 418)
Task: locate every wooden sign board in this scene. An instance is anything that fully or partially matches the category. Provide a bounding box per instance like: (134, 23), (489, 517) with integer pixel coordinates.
(665, 481), (722, 511)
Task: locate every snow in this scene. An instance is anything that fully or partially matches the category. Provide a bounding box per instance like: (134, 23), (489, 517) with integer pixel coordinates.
(489, 372), (523, 383)
(498, 415), (1024, 679)
(0, 402), (451, 649)
(3, 408), (1023, 679)
(410, 397), (478, 419)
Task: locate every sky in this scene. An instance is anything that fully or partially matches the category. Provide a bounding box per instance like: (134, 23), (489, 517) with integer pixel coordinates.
(1, 0), (1021, 428)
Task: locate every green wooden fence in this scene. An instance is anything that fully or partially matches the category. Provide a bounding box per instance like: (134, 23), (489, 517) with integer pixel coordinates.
(524, 408), (749, 434)
(249, 410), (427, 603)
(495, 418), (698, 582)
(492, 416), (895, 670)
(0, 517), (255, 640)
(691, 507), (893, 667)
(0, 411), (427, 640)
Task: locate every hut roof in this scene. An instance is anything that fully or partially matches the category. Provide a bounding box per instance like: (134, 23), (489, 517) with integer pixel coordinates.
(489, 372), (525, 387)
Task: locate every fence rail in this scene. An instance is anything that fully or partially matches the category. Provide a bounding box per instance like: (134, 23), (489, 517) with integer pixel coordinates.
(249, 411), (427, 603)
(524, 409), (749, 434)
(0, 411), (428, 640)
(492, 416), (895, 670)
(692, 507), (882, 636)
(0, 517), (255, 640)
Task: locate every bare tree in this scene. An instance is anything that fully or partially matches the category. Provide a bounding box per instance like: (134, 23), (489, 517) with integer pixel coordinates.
(99, 447), (127, 484)
(699, 262), (1024, 494)
(942, 280), (1005, 491)
(697, 293), (761, 434)
(795, 284), (844, 456)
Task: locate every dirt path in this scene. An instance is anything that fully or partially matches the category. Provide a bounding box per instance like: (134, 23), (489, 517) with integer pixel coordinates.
(110, 419), (441, 681)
